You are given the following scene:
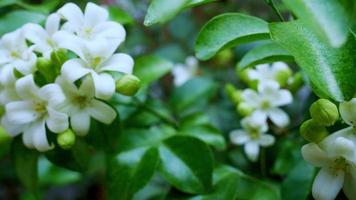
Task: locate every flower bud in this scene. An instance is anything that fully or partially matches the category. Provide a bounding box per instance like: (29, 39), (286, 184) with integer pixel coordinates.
(300, 119), (328, 143)
(237, 69), (251, 84)
(289, 72), (304, 93)
(214, 49), (233, 67)
(51, 48), (68, 70)
(310, 99), (339, 126)
(225, 84), (242, 104)
(274, 67), (292, 87)
(237, 102), (254, 116)
(115, 74), (141, 96)
(57, 129), (76, 150)
(37, 58), (56, 83)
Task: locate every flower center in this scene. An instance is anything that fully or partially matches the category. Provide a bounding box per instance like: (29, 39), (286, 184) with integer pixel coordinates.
(260, 99), (271, 110)
(73, 95), (90, 109)
(33, 101), (48, 117)
(92, 57), (102, 68)
(331, 157), (349, 171)
(10, 51), (20, 59)
(249, 130), (260, 139)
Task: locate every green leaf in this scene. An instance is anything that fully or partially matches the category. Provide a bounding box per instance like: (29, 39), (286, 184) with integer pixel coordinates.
(133, 55), (173, 85)
(158, 136), (214, 194)
(144, 0), (190, 26)
(186, 0), (216, 7)
(282, 0), (355, 47)
(281, 161), (314, 200)
(108, 147), (159, 200)
(195, 13), (270, 60)
(0, 10), (46, 36)
(11, 137), (38, 191)
(108, 6), (134, 25)
(272, 140), (302, 176)
(45, 139), (92, 172)
(180, 125), (226, 150)
(170, 77), (217, 112)
(270, 20), (356, 101)
(0, 0), (17, 8)
(238, 42), (294, 70)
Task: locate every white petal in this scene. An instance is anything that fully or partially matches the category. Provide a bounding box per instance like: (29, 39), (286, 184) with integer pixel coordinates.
(5, 101), (38, 124)
(258, 80), (280, 93)
(84, 2), (109, 27)
(268, 107), (290, 127)
(31, 121), (53, 152)
(1, 115), (25, 137)
(39, 83), (66, 106)
(172, 65), (192, 86)
(57, 3), (83, 28)
(241, 89), (260, 107)
(100, 53), (134, 74)
(46, 107), (68, 133)
(343, 167), (356, 200)
(22, 125), (34, 148)
(15, 74), (40, 100)
(92, 21), (126, 43)
(258, 134), (275, 146)
(271, 62), (288, 73)
(45, 13), (61, 36)
(312, 168), (344, 200)
(332, 137), (356, 162)
(229, 130), (250, 145)
(61, 59), (91, 82)
(88, 99), (116, 124)
(91, 72), (115, 100)
(339, 98), (356, 127)
(0, 64), (16, 86)
(272, 89), (293, 107)
(301, 143), (332, 167)
(52, 31), (85, 58)
(244, 141), (260, 162)
(85, 38), (115, 61)
(70, 111), (91, 136)
(23, 23), (50, 53)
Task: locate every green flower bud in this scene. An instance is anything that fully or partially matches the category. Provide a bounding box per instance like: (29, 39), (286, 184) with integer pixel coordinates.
(225, 84), (243, 104)
(248, 80), (258, 90)
(116, 74), (141, 96)
(310, 99), (339, 126)
(214, 49), (233, 67)
(289, 72), (304, 93)
(51, 48), (68, 71)
(275, 67), (292, 87)
(37, 58), (56, 83)
(237, 102), (254, 116)
(300, 119), (328, 143)
(237, 69), (251, 84)
(57, 129), (76, 150)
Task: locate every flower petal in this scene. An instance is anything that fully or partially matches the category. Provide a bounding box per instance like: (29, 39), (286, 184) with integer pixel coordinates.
(229, 130), (250, 145)
(46, 107), (68, 133)
(78, 76), (95, 98)
(23, 23), (50, 53)
(45, 13), (61, 36)
(92, 21), (126, 44)
(22, 125), (34, 148)
(100, 53), (134, 74)
(61, 59), (91, 82)
(312, 168), (344, 200)
(84, 2), (109, 27)
(39, 83), (66, 106)
(343, 166), (356, 200)
(339, 98), (356, 127)
(258, 134), (275, 146)
(91, 72), (115, 100)
(30, 120), (53, 152)
(53, 31), (85, 58)
(88, 99), (116, 124)
(70, 110), (90, 136)
(268, 107), (290, 127)
(241, 89), (260, 107)
(15, 74), (40, 100)
(244, 141), (260, 162)
(301, 143), (332, 167)
(1, 116), (25, 137)
(57, 3), (83, 28)
(5, 101), (38, 124)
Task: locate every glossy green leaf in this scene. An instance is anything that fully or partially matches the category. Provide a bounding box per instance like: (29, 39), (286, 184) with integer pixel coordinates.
(180, 125), (226, 150)
(0, 10), (46, 36)
(133, 55), (173, 85)
(144, 0), (190, 26)
(238, 42), (293, 70)
(282, 0), (355, 47)
(186, 0), (216, 7)
(108, 147), (159, 200)
(11, 137), (38, 191)
(281, 161), (314, 200)
(170, 77), (217, 112)
(195, 13), (270, 60)
(158, 136), (213, 194)
(108, 6), (134, 25)
(45, 139), (92, 172)
(270, 20), (356, 101)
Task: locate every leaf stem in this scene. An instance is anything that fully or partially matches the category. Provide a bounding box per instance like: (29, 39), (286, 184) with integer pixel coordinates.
(265, 0), (285, 22)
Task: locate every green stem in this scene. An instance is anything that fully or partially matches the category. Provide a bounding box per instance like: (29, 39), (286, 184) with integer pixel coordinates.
(132, 97), (179, 128)
(265, 0), (285, 22)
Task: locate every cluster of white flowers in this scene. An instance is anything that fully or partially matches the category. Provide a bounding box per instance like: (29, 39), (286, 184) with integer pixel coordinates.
(302, 98), (356, 200)
(0, 2), (134, 151)
(172, 56), (198, 86)
(229, 62), (293, 162)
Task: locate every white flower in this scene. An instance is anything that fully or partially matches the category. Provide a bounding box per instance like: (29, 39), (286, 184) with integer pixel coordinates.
(0, 29), (36, 75)
(23, 13), (61, 58)
(302, 127), (356, 200)
(0, 66), (19, 105)
(172, 56), (198, 86)
(339, 98), (356, 127)
(1, 75), (68, 151)
(59, 38), (134, 100)
(56, 76), (117, 136)
(248, 62), (290, 83)
(241, 81), (293, 127)
(57, 2), (125, 48)
(230, 112), (275, 162)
